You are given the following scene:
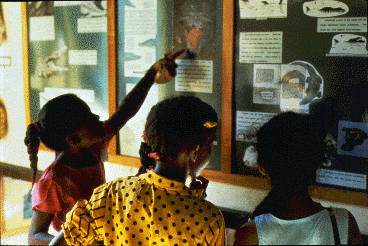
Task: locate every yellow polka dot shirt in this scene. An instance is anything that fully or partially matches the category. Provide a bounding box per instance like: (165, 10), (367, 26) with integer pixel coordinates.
(62, 171), (226, 246)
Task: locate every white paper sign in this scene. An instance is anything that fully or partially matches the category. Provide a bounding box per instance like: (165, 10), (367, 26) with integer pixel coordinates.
(316, 169), (366, 190)
(175, 59), (213, 93)
(78, 17), (107, 33)
(239, 32), (283, 64)
(29, 16), (55, 41)
(317, 17), (367, 33)
(68, 50), (98, 65)
(236, 111), (276, 142)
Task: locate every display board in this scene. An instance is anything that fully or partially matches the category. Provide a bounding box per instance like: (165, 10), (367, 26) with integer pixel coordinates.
(232, 0), (367, 193)
(23, 1), (367, 206)
(115, 0), (223, 171)
(26, 1), (109, 123)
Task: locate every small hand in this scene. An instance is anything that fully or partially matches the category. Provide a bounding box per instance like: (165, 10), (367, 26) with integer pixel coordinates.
(153, 49), (185, 84)
(189, 176), (209, 191)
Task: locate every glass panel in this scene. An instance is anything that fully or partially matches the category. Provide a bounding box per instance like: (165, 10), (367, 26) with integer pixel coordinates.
(27, 1), (109, 122)
(117, 0), (223, 171)
(232, 0), (368, 192)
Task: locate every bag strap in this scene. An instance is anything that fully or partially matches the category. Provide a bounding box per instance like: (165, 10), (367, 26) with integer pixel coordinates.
(327, 207), (340, 245)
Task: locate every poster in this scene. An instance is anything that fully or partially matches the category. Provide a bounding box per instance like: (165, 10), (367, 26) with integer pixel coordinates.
(173, 0), (217, 60)
(124, 0), (157, 77)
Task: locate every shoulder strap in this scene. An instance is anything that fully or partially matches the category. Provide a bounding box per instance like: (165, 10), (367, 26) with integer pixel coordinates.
(327, 207), (340, 245)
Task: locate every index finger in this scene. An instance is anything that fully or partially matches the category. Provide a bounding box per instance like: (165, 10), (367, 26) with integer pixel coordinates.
(171, 49), (185, 60)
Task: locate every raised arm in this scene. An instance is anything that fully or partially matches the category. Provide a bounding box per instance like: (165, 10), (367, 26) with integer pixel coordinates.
(105, 50), (185, 139)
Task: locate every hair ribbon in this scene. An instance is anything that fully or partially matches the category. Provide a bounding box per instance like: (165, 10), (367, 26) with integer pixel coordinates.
(147, 152), (161, 160)
(203, 121), (217, 128)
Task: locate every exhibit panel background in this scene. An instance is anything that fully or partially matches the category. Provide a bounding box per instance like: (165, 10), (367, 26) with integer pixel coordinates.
(27, 1), (109, 122)
(19, 1), (367, 202)
(117, 0), (224, 171)
(0, 3), (367, 241)
(233, 0), (368, 193)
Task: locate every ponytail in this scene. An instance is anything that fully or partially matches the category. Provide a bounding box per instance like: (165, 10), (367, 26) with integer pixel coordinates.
(24, 122), (41, 194)
(137, 141), (156, 176)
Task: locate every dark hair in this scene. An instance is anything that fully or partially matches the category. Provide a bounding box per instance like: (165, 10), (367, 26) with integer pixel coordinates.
(252, 112), (325, 218)
(24, 94), (90, 188)
(138, 96), (217, 170)
(137, 141), (157, 176)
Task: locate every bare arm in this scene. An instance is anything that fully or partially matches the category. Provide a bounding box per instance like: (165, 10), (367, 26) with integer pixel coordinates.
(28, 210), (54, 245)
(49, 229), (66, 246)
(105, 50), (184, 139)
(348, 212), (363, 244)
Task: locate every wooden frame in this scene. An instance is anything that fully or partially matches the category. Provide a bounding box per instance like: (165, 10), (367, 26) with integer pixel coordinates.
(21, 1), (367, 207)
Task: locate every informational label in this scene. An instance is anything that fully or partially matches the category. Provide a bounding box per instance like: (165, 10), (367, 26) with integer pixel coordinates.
(316, 169), (366, 190)
(239, 0), (288, 19)
(78, 17), (107, 33)
(175, 59), (213, 93)
(54, 1), (88, 7)
(29, 16), (55, 41)
(0, 57), (11, 66)
(317, 17), (367, 33)
(236, 111), (276, 142)
(239, 32), (283, 64)
(124, 0), (157, 36)
(124, 0), (157, 77)
(68, 50), (98, 65)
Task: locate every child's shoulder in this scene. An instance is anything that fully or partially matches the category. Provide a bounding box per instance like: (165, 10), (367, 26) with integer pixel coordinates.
(101, 175), (147, 191)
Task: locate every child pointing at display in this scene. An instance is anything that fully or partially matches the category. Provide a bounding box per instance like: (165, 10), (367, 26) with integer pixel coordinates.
(25, 50), (184, 245)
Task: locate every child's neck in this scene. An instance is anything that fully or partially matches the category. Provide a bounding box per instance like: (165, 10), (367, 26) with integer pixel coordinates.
(153, 163), (188, 183)
(57, 150), (98, 168)
(272, 192), (324, 220)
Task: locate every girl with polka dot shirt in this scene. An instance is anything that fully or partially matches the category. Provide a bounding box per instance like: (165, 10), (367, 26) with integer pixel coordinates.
(51, 96), (226, 246)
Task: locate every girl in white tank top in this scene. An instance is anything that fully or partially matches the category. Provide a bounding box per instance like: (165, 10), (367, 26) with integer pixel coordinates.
(234, 112), (362, 245)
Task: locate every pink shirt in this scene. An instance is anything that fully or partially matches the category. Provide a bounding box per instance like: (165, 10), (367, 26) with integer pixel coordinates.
(32, 159), (106, 232)
(32, 121), (112, 232)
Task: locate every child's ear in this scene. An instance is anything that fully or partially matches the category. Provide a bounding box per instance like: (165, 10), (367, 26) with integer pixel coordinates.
(66, 133), (81, 145)
(188, 145), (200, 163)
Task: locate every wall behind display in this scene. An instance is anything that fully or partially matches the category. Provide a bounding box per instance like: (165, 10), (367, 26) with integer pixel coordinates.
(0, 2), (367, 237)
(0, 3), (31, 166)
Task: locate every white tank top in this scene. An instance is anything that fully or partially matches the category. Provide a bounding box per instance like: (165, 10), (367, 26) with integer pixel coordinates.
(255, 208), (349, 245)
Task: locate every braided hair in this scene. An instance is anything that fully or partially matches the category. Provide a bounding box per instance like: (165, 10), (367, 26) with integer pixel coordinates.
(138, 96), (218, 172)
(251, 112), (326, 218)
(24, 94), (90, 190)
